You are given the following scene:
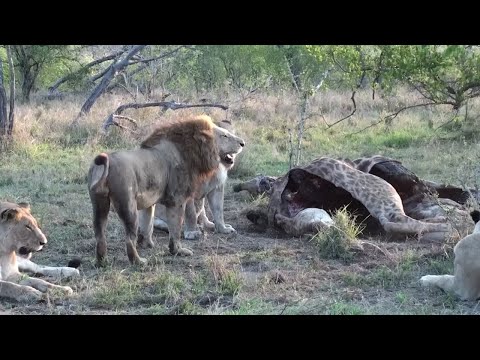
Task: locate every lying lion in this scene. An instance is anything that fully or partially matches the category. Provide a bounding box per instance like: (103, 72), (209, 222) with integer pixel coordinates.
(420, 210), (480, 301)
(88, 115), (245, 266)
(153, 119), (243, 239)
(0, 202), (79, 302)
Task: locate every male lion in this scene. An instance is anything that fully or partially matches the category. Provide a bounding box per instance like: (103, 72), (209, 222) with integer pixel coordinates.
(0, 201), (79, 302)
(153, 119), (244, 240)
(420, 210), (480, 301)
(88, 115), (245, 266)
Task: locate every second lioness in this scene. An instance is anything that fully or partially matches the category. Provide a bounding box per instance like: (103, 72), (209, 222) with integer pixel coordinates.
(153, 120), (244, 240)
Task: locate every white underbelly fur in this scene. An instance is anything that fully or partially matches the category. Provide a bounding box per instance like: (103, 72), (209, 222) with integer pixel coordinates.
(197, 164), (228, 198)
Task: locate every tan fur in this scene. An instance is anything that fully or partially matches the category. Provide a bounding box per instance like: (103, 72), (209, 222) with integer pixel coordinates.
(0, 202), (77, 303)
(420, 213), (480, 301)
(275, 208), (334, 237)
(153, 121), (245, 240)
(88, 115), (244, 265)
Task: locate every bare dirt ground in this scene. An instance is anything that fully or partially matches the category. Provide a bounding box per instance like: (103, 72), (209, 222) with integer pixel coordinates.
(1, 179), (479, 315)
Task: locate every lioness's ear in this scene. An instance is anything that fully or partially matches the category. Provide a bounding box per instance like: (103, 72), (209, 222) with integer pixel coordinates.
(17, 202), (31, 212)
(1, 208), (19, 222)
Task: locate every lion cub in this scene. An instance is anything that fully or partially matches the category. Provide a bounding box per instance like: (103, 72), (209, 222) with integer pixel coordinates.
(420, 210), (480, 301)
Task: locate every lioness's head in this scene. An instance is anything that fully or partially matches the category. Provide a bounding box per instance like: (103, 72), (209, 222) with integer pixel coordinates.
(214, 124), (245, 170)
(0, 202), (47, 258)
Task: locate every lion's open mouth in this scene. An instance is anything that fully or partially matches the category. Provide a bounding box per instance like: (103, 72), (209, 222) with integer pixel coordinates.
(223, 154), (235, 165)
(18, 247), (33, 256)
(18, 245), (42, 258)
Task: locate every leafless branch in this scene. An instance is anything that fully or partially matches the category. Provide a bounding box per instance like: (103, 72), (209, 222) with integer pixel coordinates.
(108, 117), (140, 134)
(461, 81), (480, 96)
(323, 90), (357, 128)
(434, 108), (460, 131)
(90, 66), (112, 83)
(106, 46), (191, 92)
(48, 49), (126, 94)
(126, 46), (185, 65)
(113, 115), (138, 126)
(283, 52), (300, 93)
(347, 102), (439, 137)
(72, 45), (146, 125)
(313, 68), (331, 93)
(288, 127), (294, 170)
(102, 100), (228, 132)
(371, 50), (384, 100)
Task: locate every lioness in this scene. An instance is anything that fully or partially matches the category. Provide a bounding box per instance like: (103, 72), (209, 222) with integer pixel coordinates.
(0, 201), (79, 302)
(88, 115), (245, 265)
(153, 119), (244, 240)
(420, 210), (480, 301)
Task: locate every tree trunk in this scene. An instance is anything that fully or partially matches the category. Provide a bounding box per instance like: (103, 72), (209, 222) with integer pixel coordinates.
(7, 45), (15, 136)
(12, 46), (39, 103)
(295, 93), (308, 166)
(0, 57), (8, 137)
(72, 45), (146, 125)
(21, 65), (37, 103)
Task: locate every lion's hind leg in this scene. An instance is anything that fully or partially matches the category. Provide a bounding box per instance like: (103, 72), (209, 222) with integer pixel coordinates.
(0, 280), (43, 302)
(19, 277), (73, 296)
(91, 192), (111, 267)
(114, 196), (146, 265)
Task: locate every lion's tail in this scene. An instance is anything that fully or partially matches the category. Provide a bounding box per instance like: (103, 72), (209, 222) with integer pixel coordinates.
(89, 153), (109, 194)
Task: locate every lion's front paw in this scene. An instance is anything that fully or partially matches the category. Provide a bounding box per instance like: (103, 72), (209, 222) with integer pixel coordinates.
(59, 286), (74, 296)
(171, 247), (193, 256)
(134, 257), (148, 266)
(420, 275), (434, 286)
(184, 230), (202, 240)
(216, 224), (236, 234)
(17, 287), (44, 303)
(203, 220), (215, 231)
(138, 238), (155, 249)
(60, 267), (80, 279)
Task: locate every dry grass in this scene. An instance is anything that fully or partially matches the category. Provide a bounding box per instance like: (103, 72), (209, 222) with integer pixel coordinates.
(311, 206), (365, 261)
(2, 87), (480, 314)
